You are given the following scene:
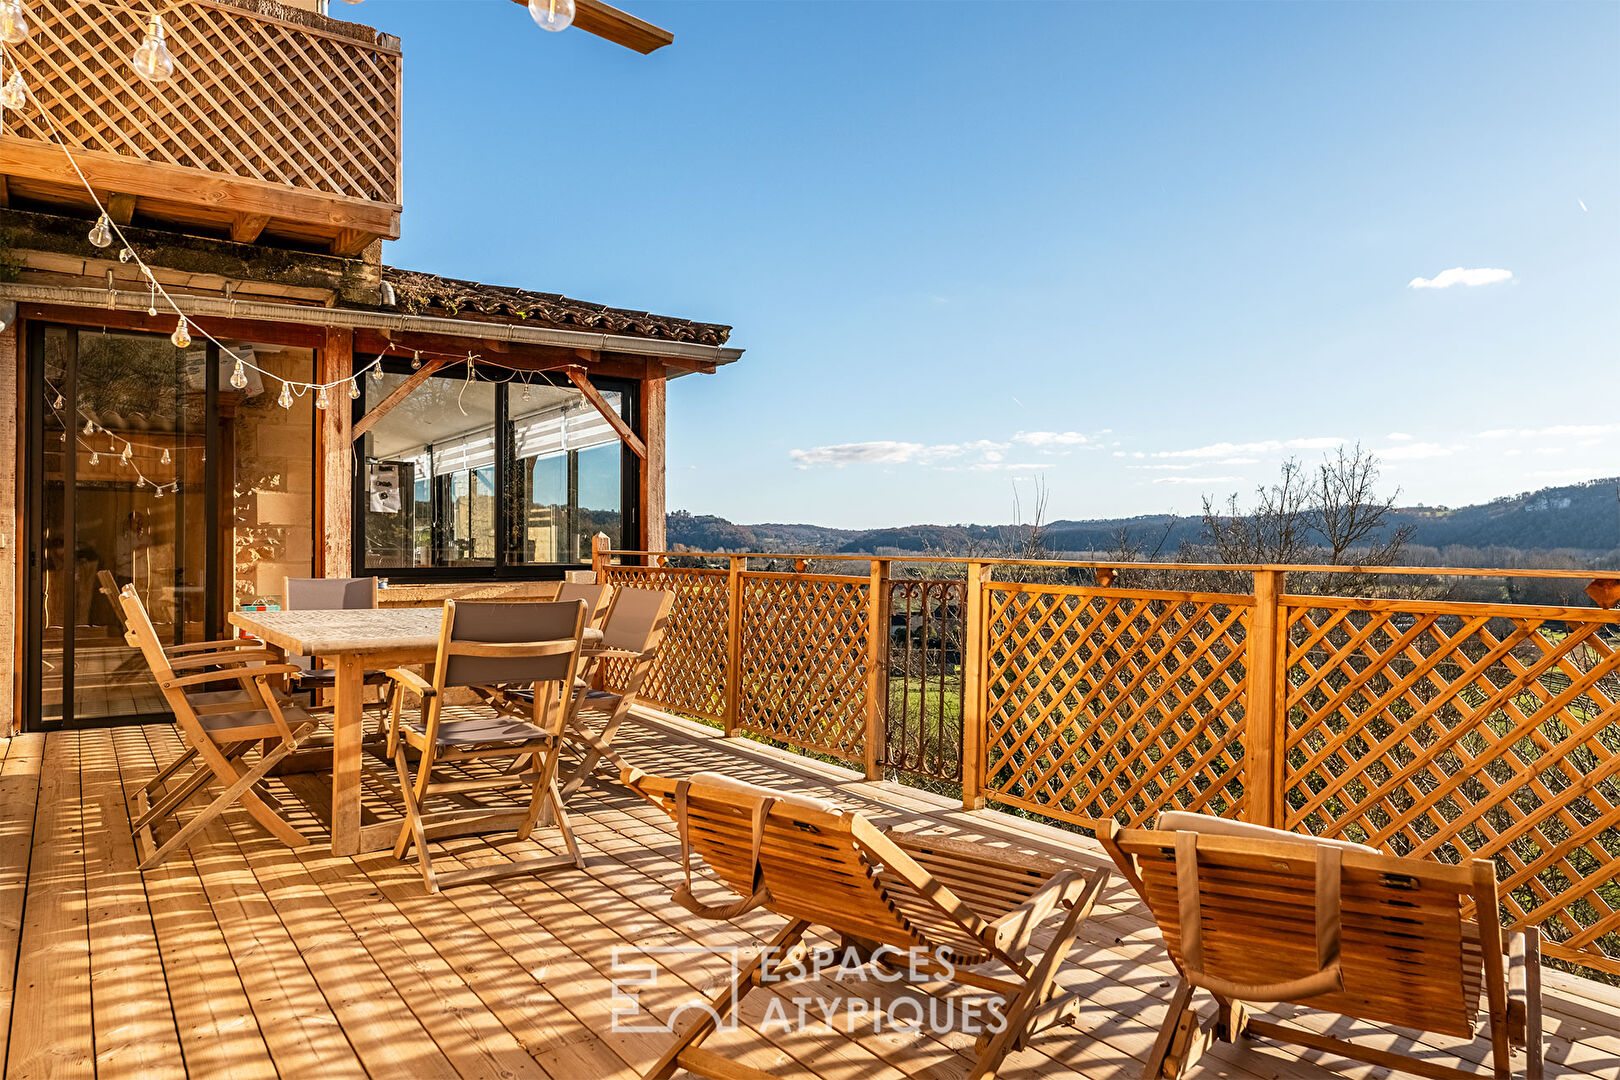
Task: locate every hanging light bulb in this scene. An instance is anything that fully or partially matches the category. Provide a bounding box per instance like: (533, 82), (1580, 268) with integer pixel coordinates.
(121, 443), (132, 464)
(0, 69), (26, 111)
(118, 247), (134, 263)
(278, 382), (293, 409)
(529, 0), (574, 32)
(170, 317), (191, 349)
(522, 382), (532, 402)
(52, 392), (64, 409)
(370, 363), (384, 381)
(89, 450), (99, 465)
(83, 418), (95, 435)
(131, 14), (175, 84)
(160, 447), (171, 465)
(230, 359), (247, 390)
(0, 0), (29, 45)
(348, 380), (361, 400)
(154, 484), (164, 499)
(411, 350), (421, 371)
(314, 385), (330, 410)
(88, 214), (113, 249)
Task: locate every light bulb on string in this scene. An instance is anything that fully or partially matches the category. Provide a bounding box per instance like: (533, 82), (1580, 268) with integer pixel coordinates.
(52, 392), (64, 409)
(314, 385), (330, 410)
(160, 448), (171, 465)
(121, 444), (132, 464)
(370, 363), (383, 381)
(348, 380), (361, 400)
(529, 0), (575, 32)
(83, 418), (95, 435)
(0, 69), (26, 112)
(278, 382), (293, 409)
(131, 14), (175, 84)
(230, 360), (247, 389)
(147, 281), (158, 317)
(170, 317), (191, 349)
(118, 248), (133, 263)
(89, 450), (99, 465)
(154, 485), (164, 499)
(411, 350), (421, 370)
(88, 214), (113, 249)
(522, 382), (531, 402)
(0, 0), (29, 45)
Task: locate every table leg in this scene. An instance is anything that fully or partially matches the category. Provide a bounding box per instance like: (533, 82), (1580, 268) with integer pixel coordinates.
(329, 652), (366, 856)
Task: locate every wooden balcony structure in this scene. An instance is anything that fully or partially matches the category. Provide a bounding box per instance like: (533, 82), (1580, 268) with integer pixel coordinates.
(3, 713), (1618, 1080)
(0, 0), (402, 255)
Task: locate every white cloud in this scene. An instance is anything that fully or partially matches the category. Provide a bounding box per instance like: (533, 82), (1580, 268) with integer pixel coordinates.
(1130, 463), (1196, 471)
(1386, 432), (1414, 442)
(789, 438), (1011, 469)
(1153, 475), (1241, 485)
(1477, 423), (1618, 440)
(1150, 437), (1342, 460)
(1013, 430), (1091, 448)
(1408, 267), (1513, 290)
(1214, 456), (1261, 465)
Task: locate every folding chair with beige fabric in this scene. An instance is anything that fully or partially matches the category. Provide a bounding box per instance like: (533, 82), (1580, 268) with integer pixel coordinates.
(1100, 811), (1543, 1080)
(282, 576), (395, 725)
(384, 599), (589, 893)
(555, 580), (612, 628)
(621, 768), (1110, 1080)
(120, 585), (320, 870)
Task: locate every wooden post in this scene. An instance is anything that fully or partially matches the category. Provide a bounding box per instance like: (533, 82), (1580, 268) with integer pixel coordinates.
(642, 372), (667, 552)
(863, 559), (892, 781)
(961, 561), (991, 810)
(723, 555), (745, 738)
(591, 532), (611, 582)
(1246, 569), (1287, 829)
(318, 326), (353, 577)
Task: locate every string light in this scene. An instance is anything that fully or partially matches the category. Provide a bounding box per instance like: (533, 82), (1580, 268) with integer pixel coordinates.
(529, 0), (575, 32)
(118, 247), (133, 263)
(89, 450), (99, 465)
(130, 14), (174, 84)
(230, 359), (247, 389)
(278, 383), (293, 409)
(160, 447), (171, 465)
(83, 418), (95, 435)
(348, 380), (361, 400)
(314, 385), (330, 410)
(0, 67), (24, 111)
(87, 214), (113, 248)
(170, 317), (191, 349)
(411, 350), (421, 370)
(0, 0), (28, 45)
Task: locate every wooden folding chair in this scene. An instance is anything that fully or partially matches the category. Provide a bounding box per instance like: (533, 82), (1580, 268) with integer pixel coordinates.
(282, 576), (394, 724)
(556, 580), (612, 629)
(622, 768), (1110, 1080)
(1101, 811), (1543, 1080)
(384, 599), (588, 893)
(120, 585), (319, 870)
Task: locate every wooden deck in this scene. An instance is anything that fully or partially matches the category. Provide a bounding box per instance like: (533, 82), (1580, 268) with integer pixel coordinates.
(2, 712), (1618, 1080)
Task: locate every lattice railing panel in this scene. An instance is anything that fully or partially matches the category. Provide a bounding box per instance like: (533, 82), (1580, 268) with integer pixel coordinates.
(1282, 599), (1620, 976)
(737, 572), (870, 762)
(600, 566), (729, 723)
(983, 584), (1251, 831)
(6, 0), (400, 203)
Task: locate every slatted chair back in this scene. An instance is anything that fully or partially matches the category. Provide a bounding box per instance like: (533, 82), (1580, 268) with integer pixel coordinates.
(625, 770), (1013, 965)
(1106, 818), (1501, 1042)
(555, 581), (611, 627)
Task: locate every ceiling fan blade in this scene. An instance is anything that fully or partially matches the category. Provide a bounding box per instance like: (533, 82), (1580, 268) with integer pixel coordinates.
(510, 0), (674, 53)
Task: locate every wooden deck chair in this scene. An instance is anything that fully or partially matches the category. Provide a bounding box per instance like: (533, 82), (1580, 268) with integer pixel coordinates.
(383, 599), (588, 893)
(283, 576), (393, 724)
(120, 585), (319, 870)
(1100, 811), (1543, 1080)
(621, 768), (1110, 1080)
(556, 580), (612, 629)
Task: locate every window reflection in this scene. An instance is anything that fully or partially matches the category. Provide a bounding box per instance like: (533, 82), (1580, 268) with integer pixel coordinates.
(507, 382), (623, 565)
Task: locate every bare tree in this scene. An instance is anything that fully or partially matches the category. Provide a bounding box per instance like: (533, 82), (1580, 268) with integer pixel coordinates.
(1314, 444), (1413, 565)
(1200, 457), (1316, 564)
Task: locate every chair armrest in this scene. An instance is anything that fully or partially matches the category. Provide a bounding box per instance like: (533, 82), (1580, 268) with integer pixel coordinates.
(166, 637), (261, 655)
(385, 668), (435, 697)
(581, 647), (643, 662)
(162, 664), (302, 690)
(168, 648), (279, 671)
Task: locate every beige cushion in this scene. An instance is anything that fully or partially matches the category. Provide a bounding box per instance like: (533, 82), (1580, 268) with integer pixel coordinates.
(1157, 810), (1377, 854)
(688, 771), (842, 816)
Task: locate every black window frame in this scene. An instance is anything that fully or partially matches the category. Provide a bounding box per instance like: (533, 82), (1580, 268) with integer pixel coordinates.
(349, 356), (640, 582)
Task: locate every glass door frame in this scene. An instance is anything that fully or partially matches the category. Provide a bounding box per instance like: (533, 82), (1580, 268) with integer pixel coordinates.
(22, 321), (225, 732)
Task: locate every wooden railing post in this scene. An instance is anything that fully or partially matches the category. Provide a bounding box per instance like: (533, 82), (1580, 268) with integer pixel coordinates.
(723, 555), (745, 738)
(961, 561), (991, 810)
(590, 532), (611, 581)
(863, 559), (892, 780)
(1246, 569), (1287, 828)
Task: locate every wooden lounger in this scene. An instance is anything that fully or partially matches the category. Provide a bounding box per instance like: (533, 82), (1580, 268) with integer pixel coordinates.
(623, 768), (1110, 1080)
(1101, 811), (1543, 1080)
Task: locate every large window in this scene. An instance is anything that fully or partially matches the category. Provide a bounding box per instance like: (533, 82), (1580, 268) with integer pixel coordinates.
(355, 361), (635, 578)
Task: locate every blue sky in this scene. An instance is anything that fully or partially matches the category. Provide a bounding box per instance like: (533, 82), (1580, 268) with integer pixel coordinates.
(373, 0), (1620, 529)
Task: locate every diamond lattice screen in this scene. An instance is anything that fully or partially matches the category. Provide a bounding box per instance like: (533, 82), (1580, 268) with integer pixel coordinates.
(601, 566), (729, 723)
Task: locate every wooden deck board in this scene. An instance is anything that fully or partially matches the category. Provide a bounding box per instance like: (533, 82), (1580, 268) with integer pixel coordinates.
(3, 716), (1618, 1080)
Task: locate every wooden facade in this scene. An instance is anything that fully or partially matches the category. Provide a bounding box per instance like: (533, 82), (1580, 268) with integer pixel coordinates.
(0, 0), (741, 736)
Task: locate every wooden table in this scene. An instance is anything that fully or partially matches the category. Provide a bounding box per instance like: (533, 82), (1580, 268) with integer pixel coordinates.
(229, 607), (445, 855)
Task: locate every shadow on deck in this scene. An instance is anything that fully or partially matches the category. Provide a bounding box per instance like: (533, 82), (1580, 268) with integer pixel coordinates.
(2, 713), (1617, 1080)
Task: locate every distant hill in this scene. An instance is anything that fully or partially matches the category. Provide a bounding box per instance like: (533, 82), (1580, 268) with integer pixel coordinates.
(669, 478), (1620, 559)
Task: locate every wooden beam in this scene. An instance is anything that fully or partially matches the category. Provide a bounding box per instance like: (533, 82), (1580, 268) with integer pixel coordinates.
(0, 174), (9, 207)
(642, 373), (666, 549)
(319, 327), (354, 576)
(351, 356), (454, 441)
(105, 192), (137, 225)
(565, 367), (647, 460)
(508, 0), (673, 53)
(0, 136), (401, 240)
(330, 229), (376, 258)
(230, 213), (271, 244)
